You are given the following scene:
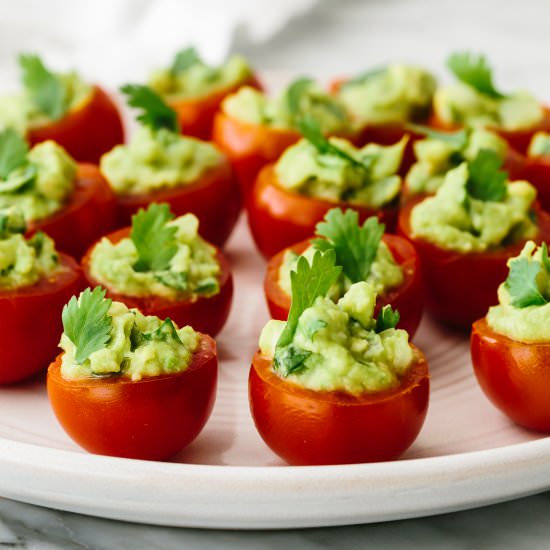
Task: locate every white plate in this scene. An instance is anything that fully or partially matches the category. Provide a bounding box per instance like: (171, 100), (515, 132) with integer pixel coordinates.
(1, 218), (550, 529)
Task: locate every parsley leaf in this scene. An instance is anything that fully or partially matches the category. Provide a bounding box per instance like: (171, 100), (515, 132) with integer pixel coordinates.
(0, 128), (31, 180)
(466, 149), (508, 202)
(313, 208), (384, 283)
(62, 287), (113, 364)
(285, 77), (314, 119)
(375, 305), (400, 332)
(120, 84), (179, 133)
(18, 54), (67, 119)
(405, 123), (468, 149)
(447, 52), (507, 100)
(170, 47), (201, 74)
(274, 344), (311, 376)
(131, 203), (178, 272)
(505, 257), (548, 308)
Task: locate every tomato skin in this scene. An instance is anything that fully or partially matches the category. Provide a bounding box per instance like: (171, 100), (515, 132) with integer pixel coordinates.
(249, 348), (429, 465)
(47, 334), (217, 460)
(521, 156), (550, 213)
(0, 255), (84, 385)
(398, 200), (550, 329)
(27, 86), (124, 165)
(247, 165), (399, 259)
(27, 164), (117, 259)
(264, 235), (424, 337)
(112, 158), (242, 248)
(471, 318), (550, 431)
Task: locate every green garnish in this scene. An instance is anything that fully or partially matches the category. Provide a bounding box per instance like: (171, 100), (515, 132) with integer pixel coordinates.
(313, 208), (384, 284)
(0, 207), (26, 238)
(340, 66), (386, 89)
(170, 47), (201, 74)
(131, 203), (178, 273)
(375, 305), (400, 332)
(466, 149), (508, 202)
(62, 287), (113, 364)
(285, 77), (315, 119)
(0, 128), (31, 179)
(154, 271), (188, 291)
(120, 84), (179, 133)
(447, 52), (506, 100)
(405, 123), (468, 149)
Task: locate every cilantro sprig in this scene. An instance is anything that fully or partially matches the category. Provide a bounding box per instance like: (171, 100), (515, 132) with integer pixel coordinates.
(375, 305), (400, 332)
(405, 123), (468, 149)
(170, 47), (201, 74)
(120, 84), (179, 133)
(312, 208), (384, 284)
(465, 149), (508, 202)
(0, 128), (31, 179)
(62, 287), (113, 364)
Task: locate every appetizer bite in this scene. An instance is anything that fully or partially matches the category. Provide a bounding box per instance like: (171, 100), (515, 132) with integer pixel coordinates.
(249, 251), (429, 465)
(0, 207), (82, 384)
(213, 77), (355, 193)
(0, 54), (123, 164)
(265, 208), (423, 337)
(399, 151), (550, 328)
(432, 52), (550, 154)
(248, 117), (407, 258)
(82, 203), (232, 337)
(48, 288), (217, 460)
(521, 132), (550, 212)
(149, 47), (260, 140)
(471, 241), (550, 431)
(0, 128), (115, 258)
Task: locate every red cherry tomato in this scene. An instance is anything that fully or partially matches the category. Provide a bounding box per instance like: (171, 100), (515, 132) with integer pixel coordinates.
(82, 227), (233, 337)
(247, 165), (399, 259)
(264, 235), (423, 337)
(27, 164), (116, 259)
(47, 334), (217, 460)
(521, 156), (550, 213)
(112, 157), (241, 248)
(28, 85), (124, 165)
(471, 317), (550, 432)
(0, 254), (83, 384)
(398, 199), (550, 329)
(249, 348), (429, 465)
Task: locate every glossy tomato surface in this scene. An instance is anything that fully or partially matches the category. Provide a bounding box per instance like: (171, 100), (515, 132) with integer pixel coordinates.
(47, 334), (217, 460)
(27, 164), (117, 259)
(521, 156), (550, 213)
(249, 348), (429, 465)
(264, 235), (423, 337)
(28, 85), (124, 165)
(82, 227), (233, 337)
(0, 254), (83, 384)
(113, 157), (241, 247)
(248, 165), (399, 259)
(471, 318), (550, 432)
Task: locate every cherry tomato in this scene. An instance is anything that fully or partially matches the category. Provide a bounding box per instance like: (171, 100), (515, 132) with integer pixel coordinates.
(47, 334), (217, 460)
(0, 254), (83, 384)
(82, 227), (233, 337)
(264, 235), (423, 337)
(28, 86), (124, 165)
(521, 156), (550, 213)
(471, 317), (550, 432)
(112, 157), (241, 248)
(247, 164), (399, 259)
(27, 163), (116, 260)
(248, 347), (429, 465)
(398, 199), (550, 329)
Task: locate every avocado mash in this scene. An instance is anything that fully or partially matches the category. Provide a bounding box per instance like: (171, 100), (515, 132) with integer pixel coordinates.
(528, 132), (550, 157)
(259, 282), (415, 394)
(337, 64), (436, 126)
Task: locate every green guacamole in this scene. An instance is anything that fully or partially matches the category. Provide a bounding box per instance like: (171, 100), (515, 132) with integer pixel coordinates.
(528, 132), (550, 157)
(60, 299), (200, 381)
(337, 64), (436, 126)
(275, 136), (406, 208)
(0, 140), (77, 222)
(0, 207), (60, 289)
(259, 282), (415, 395)
(222, 82), (352, 135)
(410, 163), (537, 253)
(90, 213), (220, 299)
(100, 127), (223, 196)
(149, 54), (252, 100)
(487, 241), (550, 342)
(407, 128), (508, 195)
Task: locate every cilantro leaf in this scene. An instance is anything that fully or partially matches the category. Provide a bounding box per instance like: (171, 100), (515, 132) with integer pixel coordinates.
(447, 52), (507, 100)
(405, 123), (468, 149)
(0, 128), (31, 180)
(154, 271), (188, 291)
(341, 66), (386, 89)
(171, 47), (201, 74)
(18, 54), (66, 119)
(274, 344), (311, 377)
(143, 318), (182, 344)
(375, 305), (400, 333)
(62, 287), (113, 364)
(542, 243), (550, 274)
(0, 207), (26, 238)
(120, 84), (179, 133)
(285, 77), (314, 118)
(313, 209), (384, 283)
(131, 203), (178, 272)
(466, 149), (508, 202)
(505, 257), (548, 308)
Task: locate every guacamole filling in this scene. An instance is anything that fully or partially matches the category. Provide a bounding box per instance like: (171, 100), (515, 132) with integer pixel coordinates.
(100, 127), (223, 196)
(487, 241), (550, 342)
(337, 64), (436, 126)
(260, 282), (415, 395)
(275, 136), (406, 207)
(528, 132), (550, 158)
(407, 128), (508, 195)
(0, 207), (60, 289)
